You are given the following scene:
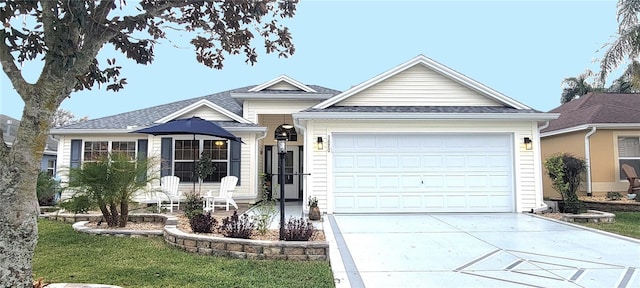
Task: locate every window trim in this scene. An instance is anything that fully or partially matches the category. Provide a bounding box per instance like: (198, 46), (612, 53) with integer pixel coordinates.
(172, 137), (230, 183)
(615, 133), (640, 182)
(81, 140), (138, 163)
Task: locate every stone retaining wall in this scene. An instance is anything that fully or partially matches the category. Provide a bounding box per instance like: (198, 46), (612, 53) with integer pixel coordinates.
(43, 213), (329, 261)
(163, 226), (328, 261)
(582, 200), (640, 212)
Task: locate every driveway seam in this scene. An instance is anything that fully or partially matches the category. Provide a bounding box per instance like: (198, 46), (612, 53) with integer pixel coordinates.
(328, 215), (365, 288)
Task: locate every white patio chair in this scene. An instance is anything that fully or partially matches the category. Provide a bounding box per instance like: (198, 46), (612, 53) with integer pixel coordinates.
(158, 175), (182, 213)
(203, 176), (238, 212)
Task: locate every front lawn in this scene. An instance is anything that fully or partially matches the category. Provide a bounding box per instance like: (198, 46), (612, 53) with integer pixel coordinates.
(578, 212), (640, 240)
(34, 220), (335, 287)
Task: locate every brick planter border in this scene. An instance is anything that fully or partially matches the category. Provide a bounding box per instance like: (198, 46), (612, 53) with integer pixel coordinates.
(42, 213), (329, 261)
(559, 210), (616, 223)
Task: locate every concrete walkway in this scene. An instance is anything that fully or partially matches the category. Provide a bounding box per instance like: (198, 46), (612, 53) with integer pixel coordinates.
(326, 213), (640, 288)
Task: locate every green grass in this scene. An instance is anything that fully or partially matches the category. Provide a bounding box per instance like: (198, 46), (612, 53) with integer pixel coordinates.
(34, 220), (335, 287)
(578, 212), (640, 240)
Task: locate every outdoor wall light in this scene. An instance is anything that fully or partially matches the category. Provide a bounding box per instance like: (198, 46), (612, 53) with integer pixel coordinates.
(214, 140), (225, 146)
(524, 137), (532, 150)
(316, 137), (324, 150)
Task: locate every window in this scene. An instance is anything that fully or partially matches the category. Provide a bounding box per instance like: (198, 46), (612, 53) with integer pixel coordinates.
(47, 159), (56, 177)
(83, 141), (108, 161)
(112, 141), (136, 160)
(174, 139), (228, 183)
(174, 140), (198, 183)
(83, 141), (136, 162)
(618, 136), (640, 180)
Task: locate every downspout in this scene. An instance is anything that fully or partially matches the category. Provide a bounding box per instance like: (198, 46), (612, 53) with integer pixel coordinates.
(254, 131), (268, 202)
(585, 126), (597, 196)
(531, 121), (551, 213)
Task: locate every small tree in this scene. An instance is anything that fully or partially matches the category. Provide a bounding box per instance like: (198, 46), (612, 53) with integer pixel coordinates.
(544, 153), (587, 214)
(195, 152), (215, 194)
(66, 152), (156, 227)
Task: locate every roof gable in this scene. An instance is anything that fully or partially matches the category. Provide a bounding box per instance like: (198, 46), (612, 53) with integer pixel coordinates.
(314, 55), (531, 110)
(155, 99), (251, 124)
(248, 75), (317, 93)
(542, 93), (640, 134)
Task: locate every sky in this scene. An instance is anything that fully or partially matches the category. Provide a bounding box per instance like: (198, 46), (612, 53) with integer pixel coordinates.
(0, 1), (622, 120)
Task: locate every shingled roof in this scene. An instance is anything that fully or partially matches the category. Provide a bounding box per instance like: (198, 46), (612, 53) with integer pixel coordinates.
(541, 92), (640, 134)
(53, 84), (340, 131)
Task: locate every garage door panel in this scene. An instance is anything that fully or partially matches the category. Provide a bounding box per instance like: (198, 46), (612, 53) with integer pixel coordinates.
(424, 196), (445, 208)
(446, 195), (467, 208)
(333, 133), (514, 213)
(402, 196), (422, 208)
(378, 196), (400, 208)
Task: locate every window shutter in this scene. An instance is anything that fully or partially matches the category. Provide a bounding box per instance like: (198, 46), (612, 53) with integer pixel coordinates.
(137, 139), (148, 182)
(230, 138), (241, 183)
(161, 137), (173, 177)
(70, 139), (82, 169)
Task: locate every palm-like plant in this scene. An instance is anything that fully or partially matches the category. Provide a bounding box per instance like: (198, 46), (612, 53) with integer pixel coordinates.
(561, 70), (601, 103)
(66, 152), (156, 227)
(599, 0), (640, 84)
(608, 60), (640, 92)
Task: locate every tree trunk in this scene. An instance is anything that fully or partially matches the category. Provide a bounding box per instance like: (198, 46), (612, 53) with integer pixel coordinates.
(119, 202), (129, 228)
(0, 95), (56, 286)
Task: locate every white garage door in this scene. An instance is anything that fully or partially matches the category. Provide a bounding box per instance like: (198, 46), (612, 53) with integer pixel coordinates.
(332, 133), (514, 213)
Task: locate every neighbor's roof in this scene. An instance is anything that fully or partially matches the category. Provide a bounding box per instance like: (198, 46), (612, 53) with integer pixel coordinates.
(1, 114), (58, 152)
(52, 84), (340, 132)
(541, 93), (640, 135)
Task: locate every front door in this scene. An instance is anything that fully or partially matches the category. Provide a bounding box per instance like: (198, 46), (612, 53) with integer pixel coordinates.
(271, 146), (300, 200)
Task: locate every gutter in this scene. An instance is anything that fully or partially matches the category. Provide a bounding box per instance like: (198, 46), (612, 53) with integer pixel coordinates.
(293, 112), (559, 121)
(293, 117), (309, 211)
(585, 127), (597, 196)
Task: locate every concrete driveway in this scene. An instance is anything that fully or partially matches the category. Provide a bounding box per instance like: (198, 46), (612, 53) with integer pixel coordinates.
(325, 213), (640, 288)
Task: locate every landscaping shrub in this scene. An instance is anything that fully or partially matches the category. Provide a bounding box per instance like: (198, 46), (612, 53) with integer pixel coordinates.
(189, 213), (217, 233)
(282, 217), (314, 241)
(36, 171), (58, 206)
(545, 153), (587, 214)
(606, 191), (622, 201)
(58, 194), (94, 214)
(66, 152), (157, 227)
(219, 211), (254, 239)
(183, 191), (203, 220)
(250, 200), (277, 235)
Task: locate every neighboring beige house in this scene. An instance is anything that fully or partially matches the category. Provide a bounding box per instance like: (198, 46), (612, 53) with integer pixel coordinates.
(51, 55), (557, 214)
(540, 92), (640, 198)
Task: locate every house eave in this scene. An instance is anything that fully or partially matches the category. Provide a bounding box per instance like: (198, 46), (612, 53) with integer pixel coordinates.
(293, 112), (559, 121)
(541, 123), (640, 138)
(230, 93), (334, 101)
(51, 126), (267, 135)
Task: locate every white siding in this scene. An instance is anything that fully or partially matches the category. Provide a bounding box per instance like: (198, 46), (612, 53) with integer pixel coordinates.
(177, 106), (235, 121)
(304, 119), (541, 213)
(337, 65), (502, 107)
(266, 81), (300, 90)
(57, 131), (260, 203)
(244, 100), (320, 122)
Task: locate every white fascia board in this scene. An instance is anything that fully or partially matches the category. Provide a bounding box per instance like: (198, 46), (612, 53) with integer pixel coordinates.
(224, 126), (267, 133)
(50, 129), (136, 135)
(248, 75), (317, 93)
(293, 112), (559, 121)
(230, 93), (334, 100)
(155, 99), (251, 124)
(541, 123), (640, 138)
(52, 126), (267, 135)
(314, 55), (531, 110)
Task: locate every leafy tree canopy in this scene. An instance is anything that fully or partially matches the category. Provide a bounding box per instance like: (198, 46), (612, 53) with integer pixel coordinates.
(0, 1), (298, 286)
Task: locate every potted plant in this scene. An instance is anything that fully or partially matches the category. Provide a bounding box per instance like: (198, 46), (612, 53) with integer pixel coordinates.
(308, 196), (321, 220)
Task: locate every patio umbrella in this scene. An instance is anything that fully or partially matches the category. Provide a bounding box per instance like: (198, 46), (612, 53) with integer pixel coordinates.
(131, 116), (242, 191)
